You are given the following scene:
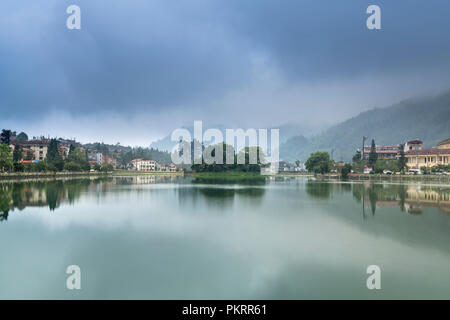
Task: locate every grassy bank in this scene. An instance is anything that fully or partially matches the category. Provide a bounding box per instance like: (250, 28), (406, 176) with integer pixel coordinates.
(187, 171), (266, 183)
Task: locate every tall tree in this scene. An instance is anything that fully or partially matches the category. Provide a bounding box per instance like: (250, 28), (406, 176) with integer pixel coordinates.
(398, 144), (407, 172)
(47, 139), (61, 163)
(368, 139), (378, 166)
(13, 145), (22, 162)
(0, 144), (13, 172)
(0, 129), (12, 145)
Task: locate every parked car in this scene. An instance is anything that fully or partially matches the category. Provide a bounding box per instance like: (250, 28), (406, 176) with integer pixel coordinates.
(408, 169), (422, 175)
(383, 170), (393, 175)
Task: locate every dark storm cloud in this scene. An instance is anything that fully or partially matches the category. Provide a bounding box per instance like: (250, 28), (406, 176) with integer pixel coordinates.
(0, 0), (253, 117)
(0, 0), (450, 144)
(213, 0), (450, 80)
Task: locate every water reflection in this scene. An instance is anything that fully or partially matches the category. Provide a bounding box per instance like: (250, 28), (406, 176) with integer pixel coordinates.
(303, 180), (450, 216)
(2, 177), (450, 222)
(0, 178), (113, 216)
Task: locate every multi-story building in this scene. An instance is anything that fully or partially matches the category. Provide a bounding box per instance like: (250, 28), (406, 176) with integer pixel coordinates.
(103, 155), (118, 168)
(405, 138), (450, 169)
(403, 140), (423, 152)
(362, 145), (399, 160)
(437, 139), (450, 149)
(11, 140), (50, 162)
(131, 159), (156, 171)
(96, 153), (103, 165)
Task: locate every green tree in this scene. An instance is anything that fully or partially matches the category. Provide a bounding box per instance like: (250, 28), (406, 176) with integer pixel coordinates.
(13, 145), (23, 162)
(64, 161), (82, 172)
(352, 150), (362, 163)
(341, 163), (352, 179)
(295, 160), (300, 168)
(67, 147), (90, 171)
(305, 151), (333, 174)
(13, 162), (24, 172)
(374, 160), (387, 174)
(0, 129), (12, 145)
(0, 144), (13, 172)
(101, 164), (114, 172)
(47, 139), (61, 163)
(398, 144), (407, 172)
(368, 139), (378, 166)
(46, 139), (64, 171)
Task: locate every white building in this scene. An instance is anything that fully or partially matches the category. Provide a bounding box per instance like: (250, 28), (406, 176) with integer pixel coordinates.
(131, 159), (156, 171)
(96, 153), (103, 164)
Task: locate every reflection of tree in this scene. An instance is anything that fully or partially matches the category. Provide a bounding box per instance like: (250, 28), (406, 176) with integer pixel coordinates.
(0, 184), (12, 221)
(368, 188), (377, 215)
(0, 178), (114, 220)
(397, 185), (407, 212)
(305, 181), (333, 199)
(46, 181), (63, 211)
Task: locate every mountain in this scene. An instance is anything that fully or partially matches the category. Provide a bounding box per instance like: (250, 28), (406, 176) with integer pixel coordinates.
(281, 91), (450, 162)
(149, 123), (325, 152)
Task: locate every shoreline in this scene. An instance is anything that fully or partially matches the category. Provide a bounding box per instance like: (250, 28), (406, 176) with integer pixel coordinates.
(0, 171), (112, 180)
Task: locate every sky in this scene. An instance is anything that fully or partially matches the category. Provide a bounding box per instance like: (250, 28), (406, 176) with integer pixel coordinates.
(1, 0), (450, 146)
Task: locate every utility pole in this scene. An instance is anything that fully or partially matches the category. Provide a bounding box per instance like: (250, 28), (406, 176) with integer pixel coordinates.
(362, 136), (367, 161)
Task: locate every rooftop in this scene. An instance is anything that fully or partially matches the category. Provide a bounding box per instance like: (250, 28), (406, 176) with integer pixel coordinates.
(405, 148), (450, 156)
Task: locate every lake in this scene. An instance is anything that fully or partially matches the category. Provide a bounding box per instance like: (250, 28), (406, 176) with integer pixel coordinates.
(1, 176), (450, 299)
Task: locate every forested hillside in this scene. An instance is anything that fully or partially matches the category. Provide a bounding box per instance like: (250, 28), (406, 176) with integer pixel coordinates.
(281, 91), (450, 162)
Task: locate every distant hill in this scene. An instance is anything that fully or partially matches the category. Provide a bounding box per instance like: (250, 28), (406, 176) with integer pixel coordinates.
(150, 123), (325, 152)
(281, 91), (450, 162)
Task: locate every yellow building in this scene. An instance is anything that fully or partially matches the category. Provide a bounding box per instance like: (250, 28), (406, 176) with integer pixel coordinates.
(438, 139), (450, 150)
(405, 138), (450, 169)
(11, 140), (50, 162)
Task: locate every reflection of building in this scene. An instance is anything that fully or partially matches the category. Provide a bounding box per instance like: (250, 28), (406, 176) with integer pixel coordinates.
(132, 159), (156, 171)
(405, 138), (450, 169)
(361, 185), (450, 215)
(404, 187), (450, 215)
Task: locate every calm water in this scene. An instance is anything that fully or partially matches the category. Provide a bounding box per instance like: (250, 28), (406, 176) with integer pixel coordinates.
(1, 176), (450, 299)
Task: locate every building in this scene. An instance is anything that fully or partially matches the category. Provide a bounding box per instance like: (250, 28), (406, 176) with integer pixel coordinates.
(362, 145), (399, 160)
(437, 139), (450, 149)
(405, 138), (450, 169)
(11, 140), (50, 162)
(131, 159), (156, 171)
(103, 155), (118, 168)
(403, 140), (423, 152)
(96, 153), (103, 164)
